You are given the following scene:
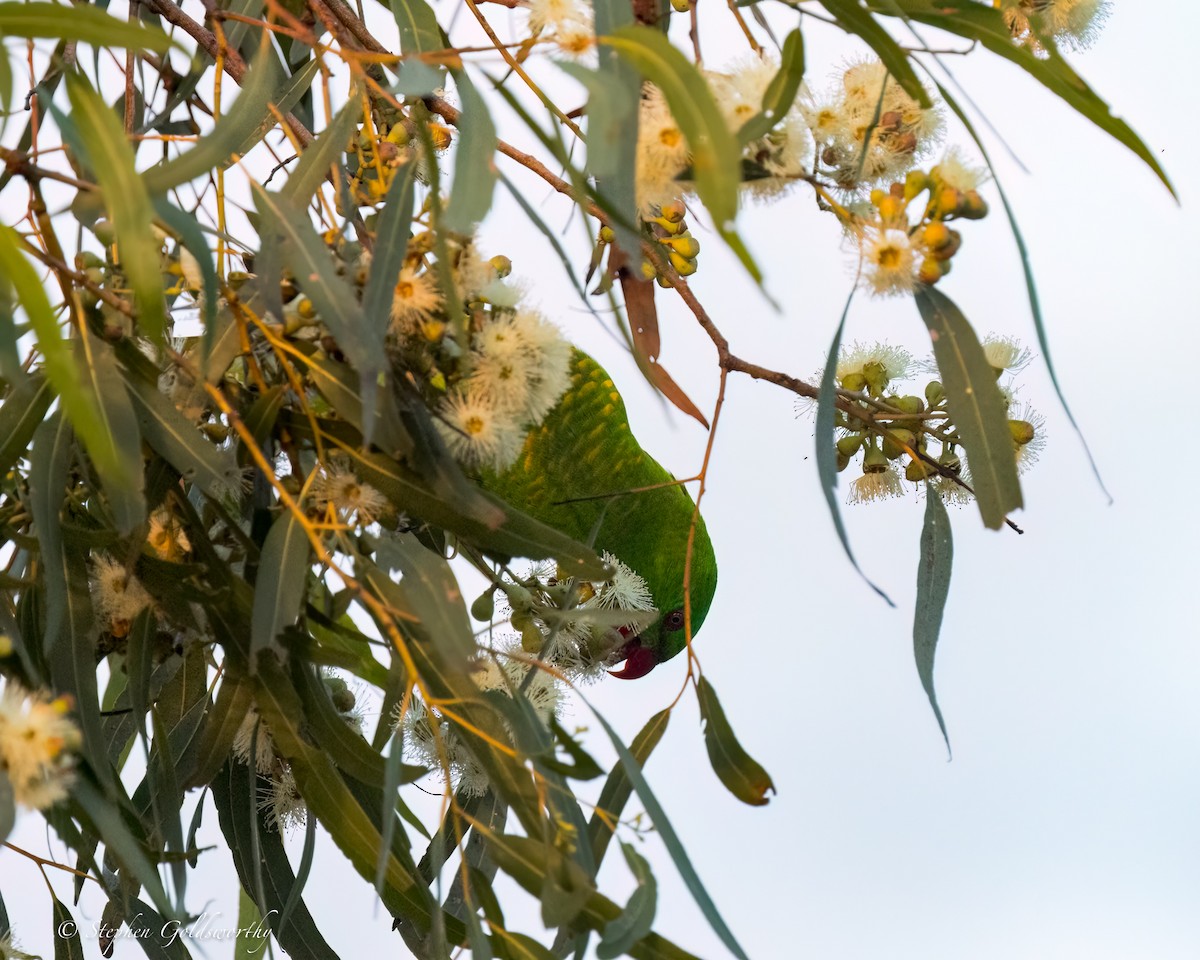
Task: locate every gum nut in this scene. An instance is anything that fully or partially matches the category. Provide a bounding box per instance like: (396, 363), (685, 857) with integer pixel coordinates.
(599, 225), (616, 243)
(837, 434), (864, 458)
(92, 220), (116, 245)
(905, 458), (934, 481)
(471, 589), (496, 621)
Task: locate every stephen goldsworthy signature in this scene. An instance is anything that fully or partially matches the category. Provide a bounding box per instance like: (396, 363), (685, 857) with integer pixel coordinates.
(57, 911), (276, 951)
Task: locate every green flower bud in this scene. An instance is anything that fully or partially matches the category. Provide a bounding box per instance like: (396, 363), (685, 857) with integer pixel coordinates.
(504, 583), (534, 615)
(836, 451), (851, 472)
(92, 219), (116, 245)
(77, 251), (104, 271)
(925, 380), (945, 405)
(841, 371), (867, 393)
(893, 395), (925, 415)
(836, 434), (864, 458)
(959, 190), (989, 220)
(862, 360), (889, 395)
(1008, 419), (1036, 446)
(938, 450), (962, 474)
(883, 429), (916, 459)
(470, 588), (496, 621)
(905, 458), (935, 481)
(862, 443), (889, 474)
(331, 686), (356, 714)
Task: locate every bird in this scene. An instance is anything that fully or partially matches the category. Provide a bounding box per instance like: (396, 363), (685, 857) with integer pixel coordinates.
(482, 349), (717, 678)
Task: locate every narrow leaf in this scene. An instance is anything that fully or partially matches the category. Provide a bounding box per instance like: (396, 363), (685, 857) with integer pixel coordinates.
(914, 487), (953, 753)
(51, 896), (85, 960)
(444, 68), (497, 231)
(602, 27), (753, 277)
(737, 28), (806, 143)
(279, 91), (361, 206)
(596, 843), (657, 959)
(0, 374), (53, 477)
(583, 696), (750, 960)
(814, 288), (894, 604)
(250, 511), (310, 667)
(362, 162), (416, 340)
(588, 709), (668, 868)
(914, 286), (1022, 530)
(66, 73), (169, 343)
(0, 2), (172, 50)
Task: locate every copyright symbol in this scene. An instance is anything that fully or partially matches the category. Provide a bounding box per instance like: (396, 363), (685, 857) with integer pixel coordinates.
(56, 920), (77, 938)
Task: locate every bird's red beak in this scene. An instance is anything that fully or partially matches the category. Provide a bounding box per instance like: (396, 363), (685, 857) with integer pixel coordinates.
(608, 641), (659, 680)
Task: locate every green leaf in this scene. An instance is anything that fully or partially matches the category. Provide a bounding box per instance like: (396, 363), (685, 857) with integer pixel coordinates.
(388, 0), (445, 58)
(602, 26), (756, 278)
(279, 92), (361, 206)
(583, 696), (750, 960)
(212, 760), (341, 959)
(0, 769), (14, 845)
(869, 0), (1173, 195)
(251, 511), (310, 667)
(0, 374), (53, 477)
(818, 0), (929, 107)
(0, 2), (172, 50)
(914, 286), (1022, 530)
(71, 776), (177, 919)
(122, 365), (243, 500)
(253, 182), (385, 420)
(0, 228), (123, 485)
(52, 896), (84, 960)
(185, 676), (252, 790)
(914, 487), (953, 753)
(444, 68), (497, 231)
(153, 200), (218, 337)
(276, 805), (318, 941)
(596, 843), (657, 959)
(235, 889), (264, 960)
(587, 0), (640, 258)
(29, 414), (73, 657)
(72, 330), (145, 533)
(376, 533), (475, 662)
(933, 78), (1109, 501)
(143, 39), (287, 194)
(815, 289), (894, 605)
(65, 73), (169, 344)
(362, 162), (416, 340)
(302, 351), (411, 456)
(696, 677), (775, 807)
(127, 609), (157, 751)
(737, 28), (806, 143)
(588, 709), (668, 868)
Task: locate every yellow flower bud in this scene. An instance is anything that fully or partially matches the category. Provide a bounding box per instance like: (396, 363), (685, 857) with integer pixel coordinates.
(662, 235), (701, 259)
(640, 260), (657, 280)
(489, 255), (512, 277)
(1008, 419), (1036, 446)
(882, 429), (916, 460)
(959, 190), (989, 220)
(659, 200), (686, 223)
(668, 251), (698, 276)
(598, 225), (616, 243)
(905, 458), (935, 481)
(670, 0), (691, 11)
(840, 371), (867, 393)
(904, 170), (930, 200)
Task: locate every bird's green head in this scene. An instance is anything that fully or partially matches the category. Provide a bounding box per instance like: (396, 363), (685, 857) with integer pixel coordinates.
(607, 504), (718, 680)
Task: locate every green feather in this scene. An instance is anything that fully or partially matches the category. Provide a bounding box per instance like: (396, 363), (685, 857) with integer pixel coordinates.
(483, 350), (717, 664)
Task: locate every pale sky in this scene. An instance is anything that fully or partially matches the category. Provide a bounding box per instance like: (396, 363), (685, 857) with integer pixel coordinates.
(3, 2), (1199, 958)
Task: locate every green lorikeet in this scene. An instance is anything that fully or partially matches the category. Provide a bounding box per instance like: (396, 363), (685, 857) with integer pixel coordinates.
(484, 350), (717, 678)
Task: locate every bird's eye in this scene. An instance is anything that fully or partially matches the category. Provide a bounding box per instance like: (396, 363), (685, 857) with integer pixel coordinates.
(662, 609), (686, 632)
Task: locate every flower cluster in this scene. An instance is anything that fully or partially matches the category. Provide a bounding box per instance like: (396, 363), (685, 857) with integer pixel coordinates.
(398, 652), (564, 797)
(231, 671), (363, 830)
(1001, 0), (1110, 52)
(0, 680), (82, 811)
(853, 147), (990, 297)
(524, 0), (594, 55)
(800, 337), (1045, 505)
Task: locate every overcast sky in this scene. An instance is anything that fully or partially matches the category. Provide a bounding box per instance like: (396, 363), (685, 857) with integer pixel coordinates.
(4, 2), (1199, 958)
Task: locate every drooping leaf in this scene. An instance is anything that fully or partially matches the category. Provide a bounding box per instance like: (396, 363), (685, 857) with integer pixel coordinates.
(253, 182), (385, 426)
(212, 760), (341, 959)
(596, 843), (658, 959)
(152, 200), (218, 338)
(933, 78), (1109, 501)
(914, 486), (953, 753)
(602, 26), (757, 279)
(588, 709), (668, 868)
(444, 67), (497, 231)
(696, 677), (775, 807)
(250, 511), (310, 668)
(71, 330), (145, 533)
(376, 533), (475, 661)
(0, 2), (172, 50)
(65, 73), (168, 344)
(0, 228), (126, 487)
(870, 0), (1173, 195)
(737, 28), (806, 143)
(815, 288), (894, 604)
(142, 38), (287, 194)
(0, 374), (53, 477)
(584, 0), (640, 258)
(584, 697), (750, 960)
(915, 285), (1022, 530)
(278, 91), (362, 206)
(51, 896), (84, 960)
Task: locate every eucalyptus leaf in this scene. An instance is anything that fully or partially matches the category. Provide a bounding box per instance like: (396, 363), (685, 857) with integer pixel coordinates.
(696, 677), (775, 807)
(914, 487), (953, 753)
(250, 511), (311, 668)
